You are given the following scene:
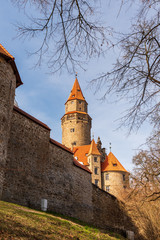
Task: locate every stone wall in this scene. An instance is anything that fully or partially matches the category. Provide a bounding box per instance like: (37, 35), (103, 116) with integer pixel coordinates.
(92, 185), (140, 238)
(48, 141), (93, 223)
(0, 56), (16, 197)
(0, 52), (142, 239)
(2, 107), (51, 206)
(1, 106), (140, 237)
(2, 107), (93, 223)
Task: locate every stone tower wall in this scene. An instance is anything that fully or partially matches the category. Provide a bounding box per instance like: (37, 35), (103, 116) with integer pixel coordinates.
(88, 155), (102, 188)
(102, 171), (129, 198)
(65, 99), (87, 113)
(0, 56), (16, 197)
(62, 115), (91, 148)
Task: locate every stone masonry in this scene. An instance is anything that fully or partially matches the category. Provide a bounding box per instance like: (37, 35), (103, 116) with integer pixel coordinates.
(0, 45), (142, 239)
(0, 56), (16, 196)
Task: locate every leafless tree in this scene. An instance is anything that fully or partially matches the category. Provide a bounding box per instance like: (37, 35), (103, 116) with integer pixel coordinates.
(12, 0), (108, 72)
(130, 130), (160, 201)
(123, 129), (160, 239)
(92, 0), (160, 131)
(11, 0), (160, 131)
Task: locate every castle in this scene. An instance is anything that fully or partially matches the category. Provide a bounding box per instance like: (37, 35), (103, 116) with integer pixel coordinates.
(61, 77), (129, 197)
(0, 43), (138, 239)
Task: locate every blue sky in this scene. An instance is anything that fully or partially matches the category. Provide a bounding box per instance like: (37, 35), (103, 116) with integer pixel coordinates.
(0, 0), (152, 171)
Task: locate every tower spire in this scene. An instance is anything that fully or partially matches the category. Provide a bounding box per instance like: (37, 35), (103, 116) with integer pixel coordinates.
(109, 142), (112, 152)
(67, 77), (85, 102)
(61, 77), (92, 148)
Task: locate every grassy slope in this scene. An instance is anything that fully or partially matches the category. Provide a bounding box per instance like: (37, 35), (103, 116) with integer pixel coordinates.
(0, 201), (126, 240)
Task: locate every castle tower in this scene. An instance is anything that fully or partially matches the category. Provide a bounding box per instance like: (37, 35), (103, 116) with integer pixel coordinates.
(61, 77), (92, 148)
(101, 152), (130, 197)
(0, 44), (22, 197)
(87, 139), (102, 188)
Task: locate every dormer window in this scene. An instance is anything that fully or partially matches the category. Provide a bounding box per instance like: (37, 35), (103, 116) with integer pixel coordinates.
(77, 89), (80, 92)
(113, 163), (117, 166)
(72, 95), (75, 97)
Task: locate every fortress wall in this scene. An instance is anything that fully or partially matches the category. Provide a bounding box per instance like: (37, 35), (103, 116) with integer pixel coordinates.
(47, 142), (93, 223)
(2, 107), (93, 223)
(0, 107), (140, 237)
(92, 185), (139, 237)
(0, 53), (141, 237)
(2, 108), (50, 207)
(0, 57), (16, 196)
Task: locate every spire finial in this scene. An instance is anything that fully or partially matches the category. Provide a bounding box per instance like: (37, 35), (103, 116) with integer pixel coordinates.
(92, 133), (94, 139)
(75, 72), (78, 78)
(109, 142), (112, 152)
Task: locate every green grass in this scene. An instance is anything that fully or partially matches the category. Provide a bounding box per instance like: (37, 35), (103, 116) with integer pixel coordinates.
(0, 201), (126, 240)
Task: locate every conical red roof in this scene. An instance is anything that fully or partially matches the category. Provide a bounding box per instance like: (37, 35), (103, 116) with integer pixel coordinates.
(101, 152), (128, 173)
(88, 139), (101, 156)
(67, 78), (85, 102)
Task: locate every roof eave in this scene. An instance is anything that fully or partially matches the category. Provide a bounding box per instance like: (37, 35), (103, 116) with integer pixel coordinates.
(9, 59), (23, 88)
(0, 52), (23, 88)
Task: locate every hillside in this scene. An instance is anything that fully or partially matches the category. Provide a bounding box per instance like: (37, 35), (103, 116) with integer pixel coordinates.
(0, 201), (126, 240)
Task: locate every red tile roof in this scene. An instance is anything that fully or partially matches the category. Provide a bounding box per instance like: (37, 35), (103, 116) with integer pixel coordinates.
(50, 138), (73, 154)
(66, 111), (87, 115)
(88, 139), (101, 156)
(101, 152), (129, 173)
(61, 110), (88, 119)
(73, 158), (91, 173)
(73, 145), (91, 166)
(13, 106), (51, 131)
(0, 43), (14, 59)
(67, 78), (85, 102)
(73, 140), (101, 166)
(0, 44), (23, 88)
